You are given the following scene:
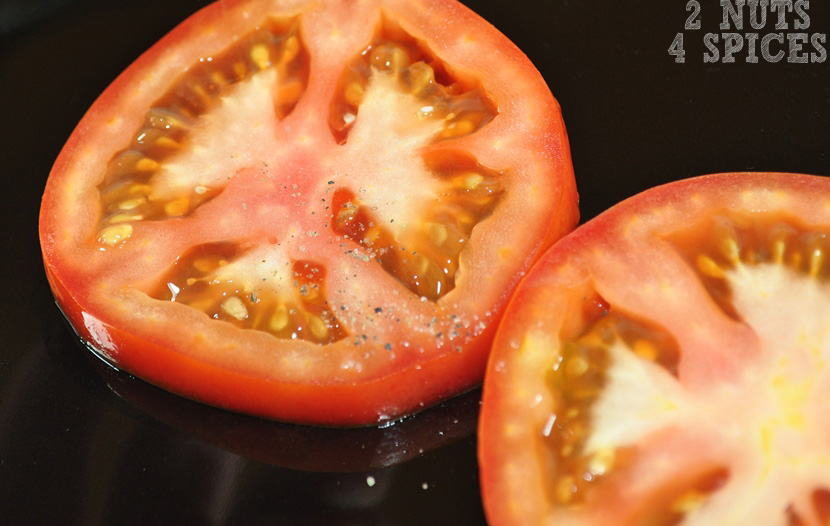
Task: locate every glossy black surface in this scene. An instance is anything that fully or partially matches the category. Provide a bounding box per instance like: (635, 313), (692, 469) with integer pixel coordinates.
(3, 0), (830, 523)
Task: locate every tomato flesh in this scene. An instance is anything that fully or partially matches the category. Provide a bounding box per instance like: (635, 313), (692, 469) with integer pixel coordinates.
(480, 173), (830, 525)
(40, 0), (577, 425)
(96, 17), (308, 240)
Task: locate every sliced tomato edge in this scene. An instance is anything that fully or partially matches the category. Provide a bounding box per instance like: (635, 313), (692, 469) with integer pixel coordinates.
(39, 0), (579, 426)
(477, 171), (830, 524)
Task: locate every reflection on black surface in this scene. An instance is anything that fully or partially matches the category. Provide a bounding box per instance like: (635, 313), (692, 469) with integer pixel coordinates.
(1, 319), (486, 524)
(89, 351), (481, 473)
(0, 0), (82, 37)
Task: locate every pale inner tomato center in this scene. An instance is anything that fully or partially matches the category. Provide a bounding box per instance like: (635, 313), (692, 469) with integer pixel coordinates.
(148, 70), (281, 203)
(337, 72), (446, 235)
(587, 263), (830, 525)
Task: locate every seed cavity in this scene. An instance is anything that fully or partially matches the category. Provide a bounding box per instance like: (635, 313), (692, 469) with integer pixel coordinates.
(666, 212), (830, 322)
(95, 17), (308, 246)
(545, 294), (680, 506)
(329, 18), (497, 145)
(150, 243), (346, 345)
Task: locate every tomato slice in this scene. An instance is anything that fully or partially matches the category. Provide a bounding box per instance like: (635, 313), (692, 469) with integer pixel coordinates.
(479, 173), (830, 525)
(39, 0), (577, 426)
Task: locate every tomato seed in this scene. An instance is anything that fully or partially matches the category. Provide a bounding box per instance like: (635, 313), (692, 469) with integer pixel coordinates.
(221, 296), (249, 320)
(151, 246), (345, 344)
(117, 197), (146, 211)
(128, 184), (151, 195)
(145, 108), (190, 131)
(308, 314), (328, 339)
(720, 236), (741, 265)
(461, 173), (484, 190)
(344, 81), (364, 106)
(632, 338), (659, 362)
(554, 475), (578, 504)
(695, 254), (726, 279)
(269, 304), (290, 332)
(97, 224), (133, 246)
(406, 61), (435, 95)
(440, 118), (474, 139)
(108, 213), (143, 224)
(134, 157), (160, 172)
(280, 35), (300, 64)
(369, 43), (411, 75)
(565, 355), (589, 377)
(587, 448), (615, 476)
(670, 490), (707, 514)
(807, 233), (826, 277)
(164, 197), (190, 217)
(250, 44), (271, 70)
(425, 222), (448, 246)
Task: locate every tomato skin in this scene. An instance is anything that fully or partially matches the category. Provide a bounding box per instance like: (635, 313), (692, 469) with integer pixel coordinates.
(478, 173), (830, 525)
(39, 0), (577, 425)
(63, 294), (496, 426)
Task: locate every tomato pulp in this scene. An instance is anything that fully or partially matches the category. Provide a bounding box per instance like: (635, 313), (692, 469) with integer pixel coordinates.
(39, 0), (577, 426)
(480, 173), (830, 525)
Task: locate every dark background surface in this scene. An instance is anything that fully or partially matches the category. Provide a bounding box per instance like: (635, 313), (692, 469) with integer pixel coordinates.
(2, 0), (829, 524)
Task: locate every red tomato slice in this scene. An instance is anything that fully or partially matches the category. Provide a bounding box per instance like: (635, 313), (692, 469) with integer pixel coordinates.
(39, 0), (577, 426)
(479, 173), (830, 525)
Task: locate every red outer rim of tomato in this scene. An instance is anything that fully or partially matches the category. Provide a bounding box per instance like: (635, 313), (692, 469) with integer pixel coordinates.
(39, 0), (578, 426)
(479, 173), (830, 524)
